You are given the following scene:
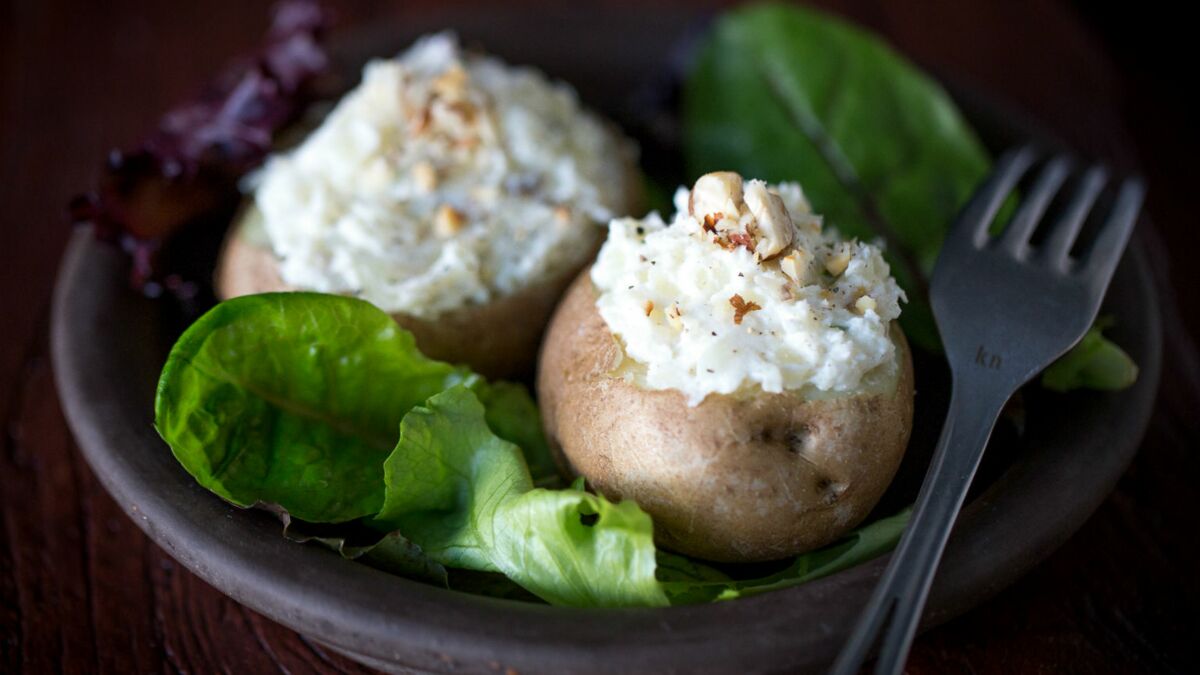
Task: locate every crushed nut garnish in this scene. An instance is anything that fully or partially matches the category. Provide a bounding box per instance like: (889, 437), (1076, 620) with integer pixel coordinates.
(780, 249), (813, 285)
(743, 181), (794, 259)
(454, 135), (480, 151)
(433, 204), (466, 238)
(825, 243), (852, 276)
(431, 65), (469, 100)
(729, 294), (762, 325)
(728, 232), (755, 251)
(713, 236), (738, 251)
(644, 300), (655, 316)
(411, 161), (437, 193)
(854, 295), (877, 314)
(689, 171), (743, 220)
(445, 100), (477, 124)
(409, 106), (431, 135)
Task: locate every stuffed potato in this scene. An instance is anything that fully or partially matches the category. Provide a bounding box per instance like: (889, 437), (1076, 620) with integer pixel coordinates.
(538, 172), (914, 562)
(215, 33), (641, 379)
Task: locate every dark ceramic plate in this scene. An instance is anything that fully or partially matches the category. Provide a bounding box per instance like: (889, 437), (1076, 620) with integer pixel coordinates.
(51, 6), (1162, 674)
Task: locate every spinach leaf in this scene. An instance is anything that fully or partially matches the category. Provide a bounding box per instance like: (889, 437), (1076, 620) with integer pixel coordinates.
(155, 292), (477, 523)
(655, 551), (732, 605)
(154, 292), (549, 522)
(280, 515), (450, 585)
(717, 508), (910, 600)
(655, 509), (910, 603)
(372, 386), (668, 607)
(682, 3), (1137, 392)
(1041, 318), (1138, 392)
(684, 2), (990, 351)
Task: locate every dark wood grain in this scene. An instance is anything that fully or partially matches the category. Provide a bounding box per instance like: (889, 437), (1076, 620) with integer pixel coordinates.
(3, 1), (1198, 673)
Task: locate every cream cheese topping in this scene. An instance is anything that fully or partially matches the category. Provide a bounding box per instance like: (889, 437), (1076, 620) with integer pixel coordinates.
(591, 173), (905, 406)
(250, 33), (634, 318)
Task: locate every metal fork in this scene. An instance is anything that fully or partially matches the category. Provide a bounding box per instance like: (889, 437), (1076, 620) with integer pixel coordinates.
(830, 147), (1145, 675)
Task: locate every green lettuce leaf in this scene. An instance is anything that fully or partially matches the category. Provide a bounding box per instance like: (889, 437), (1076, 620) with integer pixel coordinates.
(1041, 318), (1139, 392)
(475, 380), (560, 486)
(155, 292), (911, 607)
(372, 386), (668, 607)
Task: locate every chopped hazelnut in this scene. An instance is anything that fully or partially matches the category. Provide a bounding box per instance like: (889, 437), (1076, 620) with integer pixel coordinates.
(432, 65), (469, 100)
(729, 294), (762, 325)
(454, 135), (481, 151)
(411, 161), (437, 193)
(854, 295), (878, 314)
(434, 204), (466, 238)
(689, 171), (744, 221)
(825, 243), (853, 276)
(743, 180), (794, 260)
(445, 100), (477, 124)
(728, 232), (756, 251)
(409, 106), (431, 135)
(644, 300), (655, 317)
(780, 249), (814, 285)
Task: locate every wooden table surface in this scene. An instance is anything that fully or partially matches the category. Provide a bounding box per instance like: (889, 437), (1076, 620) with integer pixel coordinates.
(3, 1), (1197, 673)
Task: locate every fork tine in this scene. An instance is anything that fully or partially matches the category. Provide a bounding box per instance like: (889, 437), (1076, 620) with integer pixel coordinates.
(1041, 165), (1108, 266)
(1078, 178), (1146, 287)
(998, 155), (1072, 254)
(950, 145), (1038, 249)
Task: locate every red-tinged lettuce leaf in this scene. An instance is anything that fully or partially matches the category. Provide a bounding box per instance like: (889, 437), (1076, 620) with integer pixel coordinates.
(69, 0), (332, 296)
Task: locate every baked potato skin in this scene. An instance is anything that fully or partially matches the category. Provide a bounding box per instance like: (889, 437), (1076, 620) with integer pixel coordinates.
(537, 271), (915, 562)
(215, 207), (594, 380)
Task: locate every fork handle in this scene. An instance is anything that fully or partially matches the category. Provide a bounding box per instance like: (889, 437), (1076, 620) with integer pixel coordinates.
(831, 382), (1011, 675)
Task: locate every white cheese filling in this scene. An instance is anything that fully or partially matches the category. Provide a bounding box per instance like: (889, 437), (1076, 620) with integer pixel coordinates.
(250, 33), (634, 318)
(591, 174), (905, 406)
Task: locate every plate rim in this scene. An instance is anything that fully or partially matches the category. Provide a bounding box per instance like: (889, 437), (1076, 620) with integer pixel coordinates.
(49, 7), (1164, 672)
(50, 227), (1162, 675)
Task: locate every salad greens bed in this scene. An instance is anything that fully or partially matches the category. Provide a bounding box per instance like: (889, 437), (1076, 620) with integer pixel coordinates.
(157, 292), (908, 607)
(153, 3), (1137, 608)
